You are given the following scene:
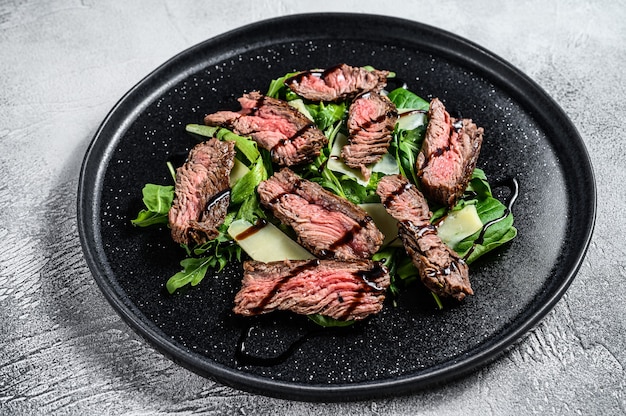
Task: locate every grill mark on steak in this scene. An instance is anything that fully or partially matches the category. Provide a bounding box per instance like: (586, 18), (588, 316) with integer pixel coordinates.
(168, 138), (236, 245)
(417, 98), (484, 208)
(284, 63), (389, 102)
(257, 168), (384, 260)
(376, 174), (473, 301)
(203, 91), (328, 166)
(341, 92), (398, 179)
(233, 259), (390, 321)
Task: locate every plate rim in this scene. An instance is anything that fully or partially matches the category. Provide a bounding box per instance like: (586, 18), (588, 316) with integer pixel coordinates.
(77, 12), (596, 401)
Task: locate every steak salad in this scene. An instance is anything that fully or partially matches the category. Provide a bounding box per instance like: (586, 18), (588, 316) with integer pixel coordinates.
(132, 64), (517, 325)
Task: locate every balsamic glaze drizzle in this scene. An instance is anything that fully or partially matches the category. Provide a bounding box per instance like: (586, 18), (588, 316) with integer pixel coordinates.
(398, 109), (427, 118)
(234, 218), (268, 240)
(204, 189), (230, 213)
(236, 324), (317, 367)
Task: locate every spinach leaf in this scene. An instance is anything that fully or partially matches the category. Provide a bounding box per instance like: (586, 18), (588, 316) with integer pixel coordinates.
(387, 88), (430, 111)
(131, 184), (174, 227)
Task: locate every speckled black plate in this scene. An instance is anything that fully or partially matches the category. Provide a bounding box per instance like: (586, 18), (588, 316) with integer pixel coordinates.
(77, 13), (595, 401)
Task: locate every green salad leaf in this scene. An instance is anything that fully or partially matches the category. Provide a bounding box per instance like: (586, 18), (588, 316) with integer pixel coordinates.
(387, 88), (430, 111)
(186, 124), (260, 164)
(266, 71), (300, 99)
(131, 184), (174, 227)
(306, 101), (348, 133)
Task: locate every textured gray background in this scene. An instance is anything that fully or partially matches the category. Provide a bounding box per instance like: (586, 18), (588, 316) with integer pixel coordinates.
(0, 0), (624, 414)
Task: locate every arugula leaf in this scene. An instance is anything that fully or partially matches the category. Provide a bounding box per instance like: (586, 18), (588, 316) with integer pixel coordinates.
(131, 184), (174, 227)
(305, 101), (347, 132)
(166, 257), (213, 294)
(465, 168), (492, 199)
(167, 221), (242, 293)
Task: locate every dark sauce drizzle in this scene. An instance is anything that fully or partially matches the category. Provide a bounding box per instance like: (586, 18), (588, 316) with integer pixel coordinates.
(236, 324), (318, 367)
(356, 263), (387, 291)
(463, 177), (519, 261)
(204, 188), (230, 213)
(398, 109), (427, 118)
(235, 218), (268, 240)
(452, 119), (464, 132)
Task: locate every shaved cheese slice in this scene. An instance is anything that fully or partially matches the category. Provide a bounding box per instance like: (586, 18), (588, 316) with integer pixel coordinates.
(228, 219), (315, 262)
(397, 110), (426, 131)
(437, 204), (483, 248)
(229, 158), (249, 185)
(288, 98), (315, 121)
(359, 203), (402, 247)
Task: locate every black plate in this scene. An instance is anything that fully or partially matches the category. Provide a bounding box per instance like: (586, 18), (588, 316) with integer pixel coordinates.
(77, 13), (595, 401)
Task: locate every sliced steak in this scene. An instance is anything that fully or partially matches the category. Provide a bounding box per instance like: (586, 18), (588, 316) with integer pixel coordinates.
(204, 91), (327, 166)
(284, 63), (389, 102)
(233, 259), (390, 321)
(257, 168), (384, 260)
(341, 92), (398, 178)
(376, 174), (473, 301)
(417, 98), (484, 208)
(168, 138), (236, 245)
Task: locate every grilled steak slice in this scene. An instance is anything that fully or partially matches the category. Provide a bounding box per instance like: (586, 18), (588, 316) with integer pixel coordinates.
(168, 138), (235, 245)
(204, 91), (327, 166)
(417, 98), (484, 208)
(341, 92), (398, 178)
(233, 259), (390, 321)
(376, 174), (472, 301)
(284, 63), (389, 102)
(257, 168), (384, 260)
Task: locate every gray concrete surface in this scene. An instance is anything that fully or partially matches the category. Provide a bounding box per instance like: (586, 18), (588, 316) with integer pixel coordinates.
(0, 0), (624, 414)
